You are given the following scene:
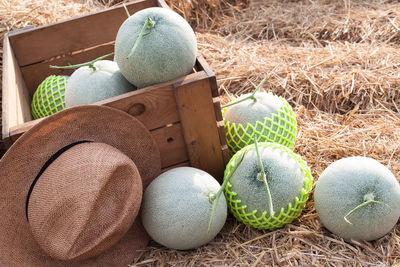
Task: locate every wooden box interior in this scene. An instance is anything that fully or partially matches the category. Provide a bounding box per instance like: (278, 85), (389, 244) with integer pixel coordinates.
(2, 0), (229, 179)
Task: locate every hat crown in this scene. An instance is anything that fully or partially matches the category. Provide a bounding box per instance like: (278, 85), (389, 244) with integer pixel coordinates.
(27, 142), (143, 262)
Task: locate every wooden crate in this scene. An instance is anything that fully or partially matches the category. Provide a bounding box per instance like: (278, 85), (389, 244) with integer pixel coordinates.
(2, 0), (229, 180)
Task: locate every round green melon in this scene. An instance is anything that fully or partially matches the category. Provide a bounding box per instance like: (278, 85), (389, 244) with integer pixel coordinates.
(223, 92), (297, 155)
(224, 142), (313, 230)
(114, 7), (197, 88)
(314, 156), (400, 241)
(141, 167), (227, 250)
(64, 60), (135, 107)
(31, 75), (68, 119)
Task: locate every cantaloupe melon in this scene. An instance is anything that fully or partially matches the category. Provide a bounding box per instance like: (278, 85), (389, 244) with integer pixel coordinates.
(224, 92), (283, 125)
(314, 156), (400, 241)
(31, 75), (68, 119)
(114, 7), (197, 88)
(223, 142), (313, 230)
(223, 91), (297, 155)
(64, 60), (135, 107)
(141, 167), (227, 250)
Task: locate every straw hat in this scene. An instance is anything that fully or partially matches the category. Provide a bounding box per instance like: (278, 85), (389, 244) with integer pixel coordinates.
(0, 105), (161, 266)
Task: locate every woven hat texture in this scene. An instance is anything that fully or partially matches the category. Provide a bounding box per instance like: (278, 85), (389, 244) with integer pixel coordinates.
(0, 105), (161, 266)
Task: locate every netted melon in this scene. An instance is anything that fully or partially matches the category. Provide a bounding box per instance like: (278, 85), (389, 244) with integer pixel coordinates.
(64, 60), (135, 107)
(223, 89), (297, 155)
(223, 141), (313, 230)
(315, 156), (400, 241)
(141, 167), (227, 250)
(31, 75), (68, 119)
(114, 7), (197, 88)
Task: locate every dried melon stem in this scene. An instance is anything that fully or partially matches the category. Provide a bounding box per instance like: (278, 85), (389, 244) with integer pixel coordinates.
(49, 52), (114, 71)
(221, 75), (268, 109)
(344, 193), (391, 225)
(123, 3), (131, 17)
(128, 17), (156, 59)
(207, 153), (245, 234)
(254, 137), (274, 217)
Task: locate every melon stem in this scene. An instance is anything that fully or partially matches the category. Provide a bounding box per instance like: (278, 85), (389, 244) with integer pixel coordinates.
(128, 17), (155, 58)
(49, 52), (115, 71)
(344, 193), (391, 225)
(207, 152), (245, 234)
(254, 137), (274, 218)
(123, 3), (130, 17)
(221, 75), (269, 109)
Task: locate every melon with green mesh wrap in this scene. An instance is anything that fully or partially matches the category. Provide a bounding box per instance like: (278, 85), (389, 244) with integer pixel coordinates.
(223, 77), (297, 155)
(31, 75), (68, 119)
(222, 141), (313, 230)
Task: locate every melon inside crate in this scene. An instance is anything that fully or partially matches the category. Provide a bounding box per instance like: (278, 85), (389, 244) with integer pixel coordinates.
(2, 0), (229, 180)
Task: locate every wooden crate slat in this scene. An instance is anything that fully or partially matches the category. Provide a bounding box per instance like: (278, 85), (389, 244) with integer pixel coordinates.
(21, 43), (115, 96)
(197, 56), (219, 97)
(100, 85), (180, 131)
(213, 99), (223, 122)
(2, 34), (32, 147)
(8, 0), (157, 67)
(9, 84), (180, 141)
(174, 77), (225, 180)
(151, 123), (188, 168)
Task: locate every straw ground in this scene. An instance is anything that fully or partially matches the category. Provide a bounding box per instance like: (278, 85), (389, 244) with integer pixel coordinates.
(1, 0), (400, 265)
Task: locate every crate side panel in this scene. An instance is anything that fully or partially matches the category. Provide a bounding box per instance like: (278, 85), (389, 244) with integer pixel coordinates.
(9, 70), (209, 143)
(21, 43), (114, 96)
(174, 77), (226, 181)
(8, 0), (157, 66)
(101, 85), (180, 130)
(151, 123), (189, 168)
(2, 35), (32, 147)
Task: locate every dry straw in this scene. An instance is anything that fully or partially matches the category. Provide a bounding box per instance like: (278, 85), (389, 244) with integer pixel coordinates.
(1, 0), (400, 265)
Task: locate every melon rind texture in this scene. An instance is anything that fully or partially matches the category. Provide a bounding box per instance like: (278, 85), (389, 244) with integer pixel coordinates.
(223, 96), (297, 155)
(65, 60), (135, 107)
(31, 75), (67, 119)
(115, 7), (197, 88)
(224, 142), (313, 230)
(141, 167), (227, 250)
(314, 156), (400, 241)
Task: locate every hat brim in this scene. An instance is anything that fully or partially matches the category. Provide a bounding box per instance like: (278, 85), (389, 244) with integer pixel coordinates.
(0, 105), (161, 266)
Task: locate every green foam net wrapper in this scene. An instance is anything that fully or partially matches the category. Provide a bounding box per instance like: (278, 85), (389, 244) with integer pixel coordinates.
(223, 96), (297, 155)
(224, 142), (313, 230)
(31, 75), (67, 119)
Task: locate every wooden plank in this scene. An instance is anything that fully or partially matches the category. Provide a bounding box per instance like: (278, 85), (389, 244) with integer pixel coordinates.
(221, 146), (230, 166)
(2, 34), (32, 148)
(9, 81), (181, 138)
(197, 55), (219, 97)
(8, 0), (157, 66)
(151, 123), (188, 168)
(21, 43), (114, 96)
(213, 99), (223, 122)
(99, 84), (180, 131)
(7, 71), (209, 144)
(174, 77), (226, 181)
(21, 47), (207, 97)
(9, 119), (189, 169)
(157, 0), (171, 9)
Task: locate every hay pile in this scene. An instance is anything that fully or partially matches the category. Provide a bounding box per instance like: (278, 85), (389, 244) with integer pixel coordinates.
(1, 0), (400, 265)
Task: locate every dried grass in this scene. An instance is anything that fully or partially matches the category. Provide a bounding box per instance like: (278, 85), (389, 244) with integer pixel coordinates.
(1, 0), (400, 265)
(197, 32), (400, 114)
(132, 108), (400, 266)
(218, 0), (400, 45)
